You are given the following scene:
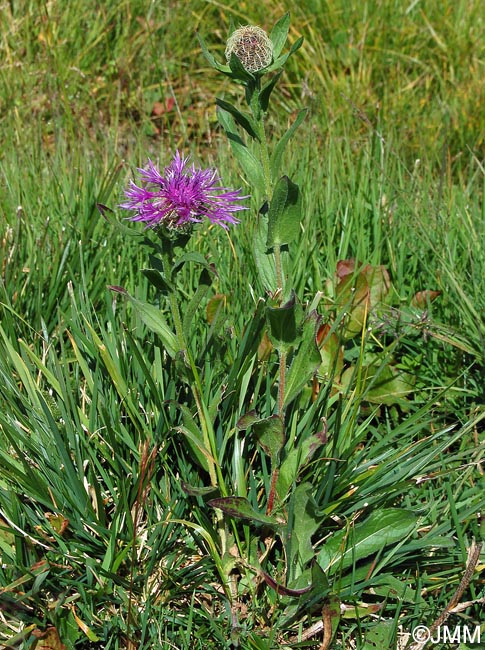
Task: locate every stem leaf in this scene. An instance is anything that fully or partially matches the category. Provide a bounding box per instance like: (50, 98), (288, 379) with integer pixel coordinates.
(217, 107), (266, 195)
(266, 176), (302, 248)
(270, 13), (291, 60)
(215, 98), (260, 141)
(283, 311), (322, 408)
(270, 109), (308, 180)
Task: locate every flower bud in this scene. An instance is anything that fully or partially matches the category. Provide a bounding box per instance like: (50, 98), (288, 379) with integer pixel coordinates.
(225, 25), (273, 73)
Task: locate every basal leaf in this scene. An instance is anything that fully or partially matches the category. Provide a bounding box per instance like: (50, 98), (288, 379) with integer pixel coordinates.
(208, 496), (279, 526)
(318, 509), (417, 573)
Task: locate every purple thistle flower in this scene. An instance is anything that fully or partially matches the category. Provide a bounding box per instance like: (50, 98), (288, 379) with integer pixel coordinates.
(120, 151), (248, 230)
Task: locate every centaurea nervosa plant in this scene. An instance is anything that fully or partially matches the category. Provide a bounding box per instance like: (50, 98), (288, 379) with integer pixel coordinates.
(117, 152), (247, 512)
(197, 9), (331, 612)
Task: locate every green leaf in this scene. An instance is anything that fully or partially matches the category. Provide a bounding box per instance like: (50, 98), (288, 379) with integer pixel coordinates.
(265, 35), (304, 72)
(252, 415), (285, 460)
(266, 291), (301, 351)
(217, 107), (265, 195)
(288, 482), (320, 571)
(270, 13), (291, 59)
(208, 497), (279, 526)
(142, 268), (172, 294)
(172, 251), (214, 276)
(108, 286), (178, 358)
(318, 509), (417, 573)
(253, 213), (278, 291)
(276, 425), (327, 497)
(196, 32), (230, 73)
(182, 268), (212, 339)
(216, 98), (260, 141)
(335, 262), (391, 339)
(228, 51), (256, 81)
(266, 176), (302, 248)
(270, 109), (308, 180)
(259, 71), (283, 113)
(283, 311), (322, 407)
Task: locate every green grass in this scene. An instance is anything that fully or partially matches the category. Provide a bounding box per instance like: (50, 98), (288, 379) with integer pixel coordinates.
(1, 1), (484, 648)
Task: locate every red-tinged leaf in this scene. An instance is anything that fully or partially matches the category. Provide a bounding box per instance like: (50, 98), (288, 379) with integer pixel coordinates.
(261, 569), (312, 596)
(206, 293), (226, 324)
(71, 606), (100, 642)
(336, 259), (356, 279)
(258, 330), (273, 361)
(45, 513), (69, 536)
(208, 496), (279, 526)
(31, 626), (66, 650)
(236, 410), (260, 430)
(411, 290), (441, 308)
(316, 323), (343, 379)
(151, 97), (175, 116)
(335, 264), (391, 339)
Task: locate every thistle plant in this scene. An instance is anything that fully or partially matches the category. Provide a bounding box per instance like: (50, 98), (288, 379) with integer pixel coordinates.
(110, 12), (483, 646)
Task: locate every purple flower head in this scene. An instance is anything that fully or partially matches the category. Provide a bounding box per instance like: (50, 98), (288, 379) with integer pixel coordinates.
(120, 152), (248, 231)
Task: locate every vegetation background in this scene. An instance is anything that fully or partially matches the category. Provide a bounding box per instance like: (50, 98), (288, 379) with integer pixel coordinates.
(0, 0), (484, 648)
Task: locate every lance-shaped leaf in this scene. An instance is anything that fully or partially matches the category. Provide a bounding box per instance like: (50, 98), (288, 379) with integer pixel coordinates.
(265, 35), (304, 73)
(283, 311), (322, 407)
(108, 286), (178, 358)
(182, 268), (212, 339)
(259, 70), (283, 113)
(270, 109), (308, 180)
(216, 98), (260, 140)
(267, 291), (301, 352)
(318, 509), (417, 573)
(270, 13), (291, 59)
(208, 496), (279, 526)
(266, 176), (302, 249)
(196, 32), (231, 73)
(217, 107), (266, 195)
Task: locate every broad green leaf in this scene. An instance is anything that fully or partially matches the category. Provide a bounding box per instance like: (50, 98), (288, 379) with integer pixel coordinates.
(288, 482), (320, 572)
(269, 13), (290, 59)
(253, 415), (285, 460)
(276, 426), (327, 496)
(215, 98), (259, 140)
(283, 311), (322, 407)
(318, 509), (417, 573)
(270, 109), (308, 180)
(208, 496), (279, 526)
(266, 292), (301, 351)
(253, 213), (278, 291)
(217, 107), (265, 195)
(335, 263), (391, 339)
(369, 574), (421, 603)
(108, 286), (178, 358)
(266, 176), (302, 248)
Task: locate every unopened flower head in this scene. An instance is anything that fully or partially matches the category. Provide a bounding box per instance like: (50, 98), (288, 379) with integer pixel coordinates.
(120, 152), (248, 231)
(225, 25), (273, 73)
